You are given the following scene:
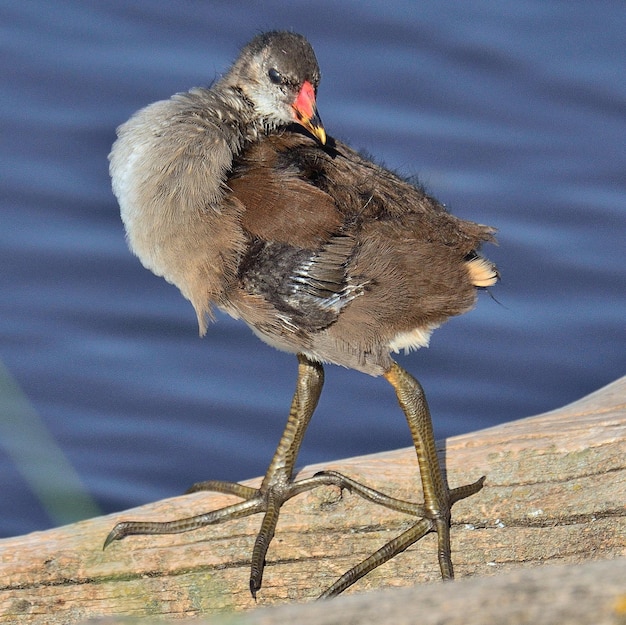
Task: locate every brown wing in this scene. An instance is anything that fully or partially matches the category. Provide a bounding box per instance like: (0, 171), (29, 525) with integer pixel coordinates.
(227, 138), (363, 333)
(225, 130), (497, 371)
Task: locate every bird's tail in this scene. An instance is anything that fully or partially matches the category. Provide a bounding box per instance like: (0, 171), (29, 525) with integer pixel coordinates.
(465, 254), (499, 288)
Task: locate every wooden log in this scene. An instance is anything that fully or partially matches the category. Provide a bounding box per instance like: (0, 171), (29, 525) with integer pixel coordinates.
(72, 557), (626, 625)
(1, 377), (624, 624)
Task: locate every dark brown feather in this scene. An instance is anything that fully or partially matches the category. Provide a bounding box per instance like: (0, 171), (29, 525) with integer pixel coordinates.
(108, 32), (500, 595)
(225, 131), (497, 375)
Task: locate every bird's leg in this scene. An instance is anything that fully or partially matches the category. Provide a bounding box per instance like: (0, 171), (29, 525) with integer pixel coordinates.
(104, 357), (483, 598)
(318, 361), (484, 598)
(104, 354), (341, 597)
(104, 355), (413, 597)
(243, 352), (324, 596)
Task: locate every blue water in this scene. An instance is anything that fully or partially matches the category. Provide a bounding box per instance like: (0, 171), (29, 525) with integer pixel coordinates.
(1, 1), (624, 538)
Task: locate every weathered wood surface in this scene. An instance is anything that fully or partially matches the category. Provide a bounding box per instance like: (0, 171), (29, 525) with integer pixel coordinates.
(78, 557), (626, 625)
(1, 377), (624, 624)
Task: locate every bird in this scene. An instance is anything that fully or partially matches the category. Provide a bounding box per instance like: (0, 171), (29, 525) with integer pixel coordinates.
(106, 31), (498, 599)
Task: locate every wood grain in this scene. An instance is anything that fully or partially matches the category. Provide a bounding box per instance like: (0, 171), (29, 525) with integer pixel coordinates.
(1, 377), (624, 624)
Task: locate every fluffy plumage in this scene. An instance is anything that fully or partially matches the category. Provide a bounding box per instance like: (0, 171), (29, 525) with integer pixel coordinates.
(107, 31), (499, 599)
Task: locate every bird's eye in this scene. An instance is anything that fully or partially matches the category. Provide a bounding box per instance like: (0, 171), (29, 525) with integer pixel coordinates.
(268, 68), (284, 85)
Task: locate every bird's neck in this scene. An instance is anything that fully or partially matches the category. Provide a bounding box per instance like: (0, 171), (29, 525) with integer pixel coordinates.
(186, 82), (273, 157)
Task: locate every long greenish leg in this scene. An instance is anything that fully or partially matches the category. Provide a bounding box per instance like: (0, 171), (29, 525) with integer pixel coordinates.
(104, 357), (483, 599)
(387, 362), (453, 575)
(319, 361), (484, 598)
(247, 352), (325, 597)
(104, 354), (325, 597)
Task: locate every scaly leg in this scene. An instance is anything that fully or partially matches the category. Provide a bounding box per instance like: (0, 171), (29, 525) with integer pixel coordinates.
(317, 361), (484, 598)
(104, 355), (417, 597)
(104, 357), (482, 598)
(105, 354), (327, 597)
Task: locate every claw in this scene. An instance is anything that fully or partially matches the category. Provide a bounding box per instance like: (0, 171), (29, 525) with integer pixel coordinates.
(103, 358), (484, 598)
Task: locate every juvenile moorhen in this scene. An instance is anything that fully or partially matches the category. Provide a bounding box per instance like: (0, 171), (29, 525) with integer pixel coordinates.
(107, 31), (498, 598)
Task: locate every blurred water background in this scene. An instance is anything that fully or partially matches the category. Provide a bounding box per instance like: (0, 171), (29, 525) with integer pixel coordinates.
(1, 1), (624, 537)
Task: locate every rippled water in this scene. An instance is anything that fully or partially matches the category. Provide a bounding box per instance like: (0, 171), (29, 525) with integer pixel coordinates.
(1, 1), (624, 537)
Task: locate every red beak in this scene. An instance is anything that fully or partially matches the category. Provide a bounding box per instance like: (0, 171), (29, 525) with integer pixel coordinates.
(292, 80), (326, 145)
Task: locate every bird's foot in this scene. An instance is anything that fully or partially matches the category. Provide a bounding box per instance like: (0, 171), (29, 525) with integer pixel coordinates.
(315, 472), (486, 598)
(103, 471), (410, 598)
(103, 471), (483, 598)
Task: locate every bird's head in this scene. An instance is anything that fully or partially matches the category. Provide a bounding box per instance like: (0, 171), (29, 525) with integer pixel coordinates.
(226, 31), (326, 144)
